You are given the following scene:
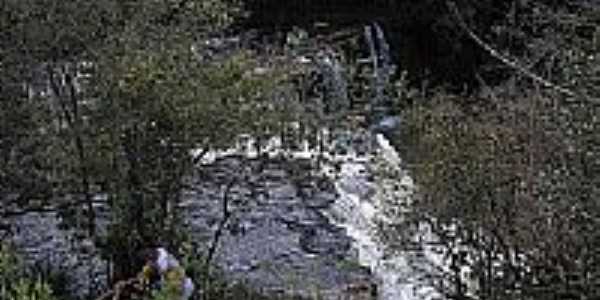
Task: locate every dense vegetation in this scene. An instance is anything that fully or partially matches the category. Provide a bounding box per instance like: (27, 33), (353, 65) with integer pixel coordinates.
(1, 0), (599, 300)
(0, 0), (285, 298)
(381, 2), (600, 300)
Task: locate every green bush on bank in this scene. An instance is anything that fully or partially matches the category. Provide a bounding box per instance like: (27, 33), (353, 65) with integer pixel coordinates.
(0, 243), (58, 300)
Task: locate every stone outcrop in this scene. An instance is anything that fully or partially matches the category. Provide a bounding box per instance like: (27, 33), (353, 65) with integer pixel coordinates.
(6, 154), (377, 300)
(181, 155), (375, 299)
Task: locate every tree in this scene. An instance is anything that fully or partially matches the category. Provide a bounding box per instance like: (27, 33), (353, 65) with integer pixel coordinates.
(1, 0), (289, 288)
(380, 1), (600, 299)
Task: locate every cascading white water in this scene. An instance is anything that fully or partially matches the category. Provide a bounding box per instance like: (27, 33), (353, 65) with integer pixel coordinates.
(364, 22), (395, 118)
(311, 22), (450, 299)
(321, 134), (445, 300)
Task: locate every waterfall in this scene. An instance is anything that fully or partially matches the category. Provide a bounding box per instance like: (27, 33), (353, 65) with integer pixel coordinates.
(322, 134), (445, 300)
(316, 47), (350, 119)
(364, 22), (395, 121)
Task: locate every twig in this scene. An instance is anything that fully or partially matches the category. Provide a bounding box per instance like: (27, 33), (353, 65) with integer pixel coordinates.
(447, 1), (584, 100)
(204, 179), (237, 267)
(191, 137), (213, 166)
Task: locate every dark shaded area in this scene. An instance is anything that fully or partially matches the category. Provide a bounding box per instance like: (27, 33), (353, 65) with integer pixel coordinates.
(237, 0), (514, 89)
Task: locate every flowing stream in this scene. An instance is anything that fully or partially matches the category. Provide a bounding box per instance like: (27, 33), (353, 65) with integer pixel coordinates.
(312, 22), (448, 299)
(321, 134), (444, 300)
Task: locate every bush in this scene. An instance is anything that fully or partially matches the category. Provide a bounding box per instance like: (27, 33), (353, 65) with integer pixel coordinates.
(389, 87), (599, 300)
(0, 243), (59, 300)
(381, 1), (600, 298)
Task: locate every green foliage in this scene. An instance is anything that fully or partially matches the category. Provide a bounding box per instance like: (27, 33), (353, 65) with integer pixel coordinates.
(94, 41), (291, 276)
(380, 2), (600, 299)
(148, 271), (185, 300)
(10, 278), (57, 300)
(1, 0), (299, 293)
(0, 243), (58, 300)
(0, 243), (22, 285)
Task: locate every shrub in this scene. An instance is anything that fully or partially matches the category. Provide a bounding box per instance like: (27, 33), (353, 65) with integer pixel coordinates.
(0, 243), (58, 300)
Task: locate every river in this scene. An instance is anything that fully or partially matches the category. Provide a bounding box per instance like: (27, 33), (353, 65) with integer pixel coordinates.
(321, 133), (446, 300)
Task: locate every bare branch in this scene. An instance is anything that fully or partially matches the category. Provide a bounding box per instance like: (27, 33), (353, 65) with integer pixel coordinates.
(447, 1), (593, 101)
(191, 137), (212, 166)
(204, 178), (237, 267)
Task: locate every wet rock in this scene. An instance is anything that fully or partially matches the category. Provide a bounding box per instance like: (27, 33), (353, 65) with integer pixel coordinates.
(370, 115), (402, 135)
(183, 156), (376, 299)
(303, 191), (337, 209)
(299, 227), (352, 257)
(278, 209), (318, 229)
(338, 176), (376, 199)
(268, 183), (297, 202)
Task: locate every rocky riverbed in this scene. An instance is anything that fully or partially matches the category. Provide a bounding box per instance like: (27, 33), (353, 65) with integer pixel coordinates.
(5, 153), (377, 300)
(180, 153), (377, 299)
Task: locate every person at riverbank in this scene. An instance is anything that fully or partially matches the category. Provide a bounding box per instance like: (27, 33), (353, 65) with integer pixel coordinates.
(140, 247), (195, 300)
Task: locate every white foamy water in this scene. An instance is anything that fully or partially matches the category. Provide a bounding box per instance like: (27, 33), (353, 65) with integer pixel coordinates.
(322, 134), (445, 300)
